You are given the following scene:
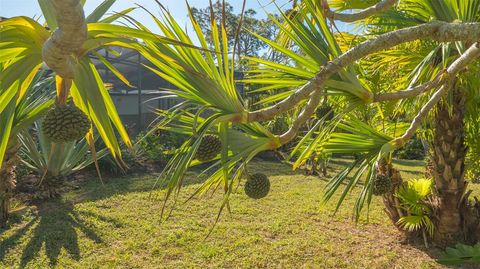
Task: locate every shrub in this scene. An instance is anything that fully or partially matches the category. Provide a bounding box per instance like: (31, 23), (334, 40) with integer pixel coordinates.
(136, 130), (187, 164)
(395, 138), (426, 160)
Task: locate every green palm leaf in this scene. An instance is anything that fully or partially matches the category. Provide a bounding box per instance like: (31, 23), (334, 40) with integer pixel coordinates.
(244, 0), (371, 105)
(319, 118), (395, 219)
(135, 5), (247, 116)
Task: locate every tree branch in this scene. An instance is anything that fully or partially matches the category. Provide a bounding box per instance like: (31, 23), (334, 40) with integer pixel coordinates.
(42, 0), (87, 79)
(247, 21), (480, 123)
(372, 74), (445, 102)
(279, 88), (323, 144)
(372, 40), (480, 103)
(392, 42), (480, 146)
(321, 0), (398, 23)
(278, 42), (480, 146)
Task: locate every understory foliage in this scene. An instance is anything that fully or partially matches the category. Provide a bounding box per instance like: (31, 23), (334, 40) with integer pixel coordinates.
(395, 138), (426, 160)
(395, 178), (434, 236)
(18, 122), (108, 181)
(135, 130), (187, 164)
(439, 243), (480, 265)
(466, 101), (480, 182)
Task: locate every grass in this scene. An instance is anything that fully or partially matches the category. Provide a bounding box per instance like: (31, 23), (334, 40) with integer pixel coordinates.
(0, 158), (478, 268)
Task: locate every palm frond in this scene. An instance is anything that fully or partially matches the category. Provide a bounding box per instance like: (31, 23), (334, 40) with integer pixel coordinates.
(438, 243), (480, 265)
(244, 0), (371, 106)
(395, 177), (434, 235)
(134, 5), (247, 117)
(317, 118), (395, 219)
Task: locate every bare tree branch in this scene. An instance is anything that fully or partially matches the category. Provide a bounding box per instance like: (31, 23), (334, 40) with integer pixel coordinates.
(392, 42), (480, 147)
(321, 0), (398, 23)
(373, 74), (445, 102)
(279, 88), (323, 144)
(42, 0), (87, 79)
(247, 21), (480, 123)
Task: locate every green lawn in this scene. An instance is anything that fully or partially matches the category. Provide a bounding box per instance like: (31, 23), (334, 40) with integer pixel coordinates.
(0, 159), (477, 268)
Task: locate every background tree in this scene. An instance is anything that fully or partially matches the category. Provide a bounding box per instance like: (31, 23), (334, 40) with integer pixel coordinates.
(190, 1), (281, 69)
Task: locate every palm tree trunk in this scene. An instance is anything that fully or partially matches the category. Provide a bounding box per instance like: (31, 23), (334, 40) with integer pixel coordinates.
(0, 141), (19, 228)
(380, 160), (407, 233)
(431, 87), (468, 246)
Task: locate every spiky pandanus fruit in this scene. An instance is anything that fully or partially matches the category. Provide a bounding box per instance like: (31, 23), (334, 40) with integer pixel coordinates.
(244, 173), (270, 199)
(42, 103), (90, 142)
(316, 104), (334, 121)
(372, 174), (392, 196)
(195, 134), (222, 162)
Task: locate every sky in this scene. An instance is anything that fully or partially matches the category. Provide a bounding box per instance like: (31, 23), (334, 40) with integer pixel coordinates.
(0, 0), (291, 31)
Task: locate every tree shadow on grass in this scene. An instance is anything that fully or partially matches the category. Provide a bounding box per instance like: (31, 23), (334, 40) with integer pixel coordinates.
(0, 216), (38, 261)
(0, 199), (103, 268)
(74, 160), (303, 203)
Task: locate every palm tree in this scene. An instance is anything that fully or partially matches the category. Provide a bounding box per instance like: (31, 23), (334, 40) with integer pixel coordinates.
(345, 0), (480, 245)
(136, 0), (480, 247)
(0, 0), (182, 227)
(18, 121), (109, 198)
(0, 70), (54, 227)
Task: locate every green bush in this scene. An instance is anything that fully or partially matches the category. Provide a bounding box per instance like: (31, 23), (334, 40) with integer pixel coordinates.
(466, 152), (480, 183)
(395, 138), (426, 160)
(438, 243), (480, 265)
(95, 130), (188, 174)
(136, 130), (187, 164)
(268, 116), (289, 135)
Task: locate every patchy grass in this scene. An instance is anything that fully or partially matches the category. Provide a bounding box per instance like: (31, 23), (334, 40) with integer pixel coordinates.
(1, 159), (478, 268)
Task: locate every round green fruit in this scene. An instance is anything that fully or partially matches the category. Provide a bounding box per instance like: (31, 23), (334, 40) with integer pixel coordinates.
(372, 174), (393, 196)
(316, 104), (334, 121)
(244, 173), (270, 199)
(195, 134), (222, 162)
(42, 103), (90, 142)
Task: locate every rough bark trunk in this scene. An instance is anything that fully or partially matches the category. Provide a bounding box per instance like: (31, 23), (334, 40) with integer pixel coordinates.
(431, 87), (469, 246)
(0, 141), (19, 228)
(380, 160), (407, 232)
(35, 175), (64, 199)
(380, 87), (480, 247)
